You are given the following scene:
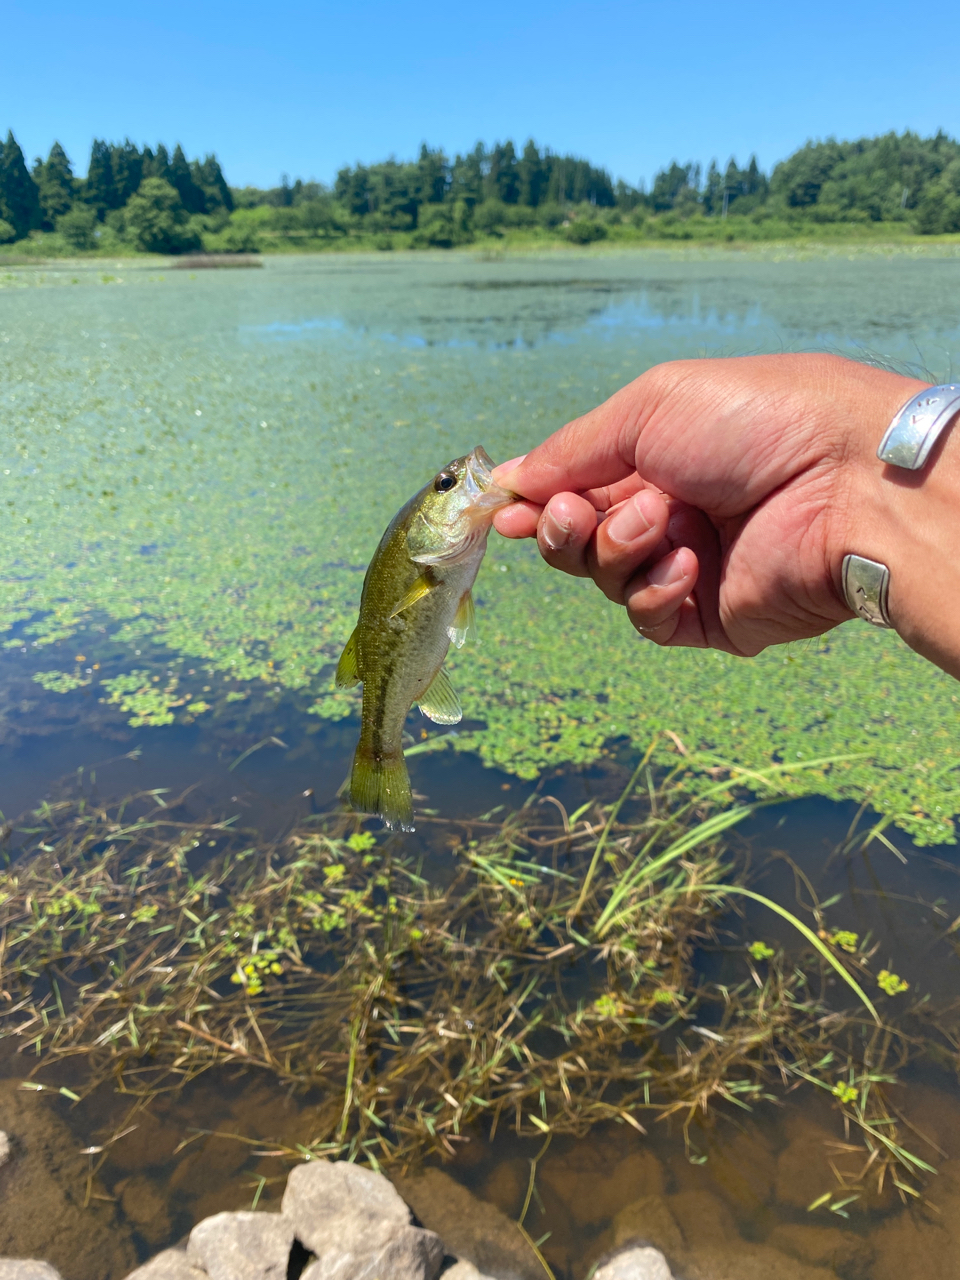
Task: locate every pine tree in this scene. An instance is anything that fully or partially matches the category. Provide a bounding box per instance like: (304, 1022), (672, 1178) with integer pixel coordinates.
(518, 141), (546, 207)
(112, 140), (143, 206)
(85, 139), (118, 216)
(196, 155), (233, 212)
(169, 144), (205, 214)
(142, 144), (171, 185)
(486, 142), (519, 204)
(33, 141), (75, 229)
(0, 131), (41, 239)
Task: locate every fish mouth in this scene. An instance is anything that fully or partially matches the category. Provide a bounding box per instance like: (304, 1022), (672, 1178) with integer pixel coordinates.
(465, 445), (515, 513)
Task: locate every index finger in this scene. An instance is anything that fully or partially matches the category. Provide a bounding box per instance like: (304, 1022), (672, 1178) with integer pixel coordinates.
(492, 377), (650, 502)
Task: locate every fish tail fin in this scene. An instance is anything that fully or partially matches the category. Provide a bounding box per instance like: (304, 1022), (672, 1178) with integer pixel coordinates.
(349, 745), (414, 831)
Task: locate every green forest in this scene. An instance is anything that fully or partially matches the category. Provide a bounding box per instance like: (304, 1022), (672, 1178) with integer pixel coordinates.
(3, 128), (960, 255)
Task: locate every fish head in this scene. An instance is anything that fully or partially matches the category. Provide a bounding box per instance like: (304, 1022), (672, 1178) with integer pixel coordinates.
(407, 446), (515, 566)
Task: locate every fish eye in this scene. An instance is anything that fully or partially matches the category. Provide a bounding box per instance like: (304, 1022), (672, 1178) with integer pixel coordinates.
(434, 472), (457, 492)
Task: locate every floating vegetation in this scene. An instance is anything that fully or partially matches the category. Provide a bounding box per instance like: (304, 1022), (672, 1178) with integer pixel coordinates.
(0, 750), (945, 1209)
(3, 257), (960, 841)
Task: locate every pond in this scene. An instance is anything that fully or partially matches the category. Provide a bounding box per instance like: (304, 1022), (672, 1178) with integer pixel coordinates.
(1, 249), (960, 1280)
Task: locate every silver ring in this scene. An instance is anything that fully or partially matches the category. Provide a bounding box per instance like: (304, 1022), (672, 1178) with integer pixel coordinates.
(842, 554), (892, 628)
(878, 384), (960, 470)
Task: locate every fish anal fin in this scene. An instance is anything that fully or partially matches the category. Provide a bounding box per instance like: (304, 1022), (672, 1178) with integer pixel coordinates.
(418, 667), (462, 725)
(335, 627), (361, 688)
(389, 574), (435, 620)
(446, 589), (476, 649)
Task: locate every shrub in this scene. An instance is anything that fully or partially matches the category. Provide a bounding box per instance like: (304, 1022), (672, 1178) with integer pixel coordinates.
(56, 205), (98, 251)
(564, 218), (608, 244)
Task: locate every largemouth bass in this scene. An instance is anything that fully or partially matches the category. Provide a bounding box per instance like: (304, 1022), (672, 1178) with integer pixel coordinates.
(336, 446), (513, 830)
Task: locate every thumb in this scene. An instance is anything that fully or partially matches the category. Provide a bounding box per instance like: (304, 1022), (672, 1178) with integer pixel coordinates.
(494, 379), (648, 503)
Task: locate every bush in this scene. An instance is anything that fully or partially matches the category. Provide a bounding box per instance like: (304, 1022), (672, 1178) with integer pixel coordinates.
(123, 178), (201, 254)
(564, 218), (608, 244)
(0, 219), (15, 244)
(56, 205), (98, 252)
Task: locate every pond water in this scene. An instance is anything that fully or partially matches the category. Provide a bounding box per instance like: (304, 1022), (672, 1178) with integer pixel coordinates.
(2, 250), (960, 1279)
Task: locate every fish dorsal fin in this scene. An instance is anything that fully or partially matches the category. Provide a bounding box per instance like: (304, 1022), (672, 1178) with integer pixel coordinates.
(389, 574), (435, 620)
(418, 667), (462, 725)
(446, 589), (476, 649)
(335, 627), (361, 688)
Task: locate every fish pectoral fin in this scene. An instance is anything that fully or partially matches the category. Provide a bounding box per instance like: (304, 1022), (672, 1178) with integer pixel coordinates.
(446, 589), (476, 650)
(335, 627), (361, 688)
(389, 574), (435, 620)
(418, 667), (462, 725)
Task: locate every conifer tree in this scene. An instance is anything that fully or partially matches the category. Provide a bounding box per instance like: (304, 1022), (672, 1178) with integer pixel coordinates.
(196, 155), (233, 212)
(32, 141), (75, 229)
(169, 144), (205, 214)
(112, 140), (143, 206)
(0, 131), (41, 239)
(84, 139), (118, 216)
(518, 140), (546, 207)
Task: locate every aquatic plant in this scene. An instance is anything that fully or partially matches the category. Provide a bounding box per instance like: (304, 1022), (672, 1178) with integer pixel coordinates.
(0, 752), (941, 1209)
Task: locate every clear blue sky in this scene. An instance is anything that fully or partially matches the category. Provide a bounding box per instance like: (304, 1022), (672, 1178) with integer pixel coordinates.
(4, 0), (959, 190)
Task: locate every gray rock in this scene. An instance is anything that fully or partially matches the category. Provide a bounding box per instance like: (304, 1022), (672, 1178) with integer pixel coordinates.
(282, 1161), (443, 1280)
(186, 1211), (295, 1280)
(593, 1247), (674, 1280)
(0, 1264), (63, 1280)
(0, 1133), (9, 1169)
(392, 1167), (541, 1280)
(441, 1263), (499, 1280)
(299, 1224), (445, 1280)
(122, 1248), (205, 1280)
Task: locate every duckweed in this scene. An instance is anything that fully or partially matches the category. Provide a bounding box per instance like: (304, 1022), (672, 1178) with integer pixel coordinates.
(2, 254), (960, 841)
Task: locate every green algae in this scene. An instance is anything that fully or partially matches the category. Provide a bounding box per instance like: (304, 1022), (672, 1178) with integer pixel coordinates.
(2, 253), (960, 841)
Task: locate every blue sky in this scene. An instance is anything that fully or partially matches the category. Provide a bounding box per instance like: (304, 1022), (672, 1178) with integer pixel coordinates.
(4, 0), (960, 190)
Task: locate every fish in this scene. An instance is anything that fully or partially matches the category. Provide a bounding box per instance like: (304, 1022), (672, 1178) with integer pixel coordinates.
(335, 445), (513, 831)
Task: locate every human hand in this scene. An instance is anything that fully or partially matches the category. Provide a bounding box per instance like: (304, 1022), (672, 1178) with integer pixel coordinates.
(493, 355), (929, 657)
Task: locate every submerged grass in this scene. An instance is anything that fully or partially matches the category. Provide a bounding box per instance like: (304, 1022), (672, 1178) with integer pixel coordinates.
(0, 746), (940, 1212)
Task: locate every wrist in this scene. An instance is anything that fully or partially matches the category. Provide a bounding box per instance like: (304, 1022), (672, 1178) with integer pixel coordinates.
(835, 374), (960, 677)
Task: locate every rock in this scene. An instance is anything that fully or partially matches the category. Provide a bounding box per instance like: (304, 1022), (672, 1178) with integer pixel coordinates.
(677, 1244), (839, 1280)
(0, 1133), (10, 1169)
(106, 1111), (185, 1173)
(592, 1247), (674, 1280)
(538, 1148), (664, 1230)
(767, 1221), (873, 1273)
(186, 1211), (295, 1280)
(0, 1264), (63, 1280)
(611, 1194), (685, 1258)
(282, 1161), (443, 1280)
(300, 1225), (444, 1280)
(116, 1174), (173, 1247)
(667, 1190), (738, 1249)
(122, 1249), (205, 1280)
(392, 1167), (541, 1280)
(0, 1080), (138, 1279)
(440, 1264), (498, 1280)
(773, 1115), (893, 1213)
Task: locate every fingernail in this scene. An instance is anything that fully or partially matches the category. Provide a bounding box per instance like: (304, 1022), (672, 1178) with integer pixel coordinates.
(542, 508), (571, 551)
(647, 551), (687, 588)
(606, 490), (656, 545)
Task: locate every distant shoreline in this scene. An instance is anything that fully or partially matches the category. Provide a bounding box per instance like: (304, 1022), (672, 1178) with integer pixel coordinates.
(4, 228), (960, 269)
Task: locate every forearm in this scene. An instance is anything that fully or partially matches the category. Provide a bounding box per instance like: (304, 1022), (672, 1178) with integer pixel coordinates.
(837, 387), (960, 677)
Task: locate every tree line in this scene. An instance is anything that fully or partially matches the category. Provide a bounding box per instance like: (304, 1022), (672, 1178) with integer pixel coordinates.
(2, 128), (960, 255)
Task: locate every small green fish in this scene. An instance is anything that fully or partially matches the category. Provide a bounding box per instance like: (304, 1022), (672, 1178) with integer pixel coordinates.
(336, 446), (513, 830)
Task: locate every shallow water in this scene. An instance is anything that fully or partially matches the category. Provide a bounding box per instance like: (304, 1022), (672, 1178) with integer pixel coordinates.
(2, 250), (960, 1278)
